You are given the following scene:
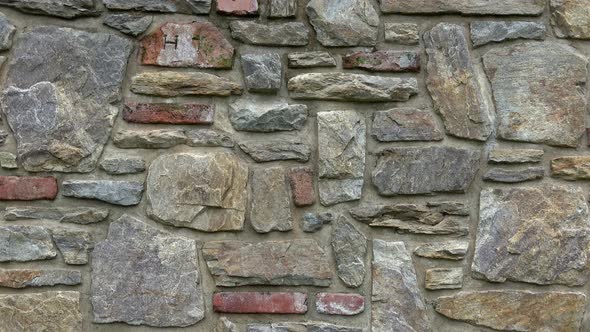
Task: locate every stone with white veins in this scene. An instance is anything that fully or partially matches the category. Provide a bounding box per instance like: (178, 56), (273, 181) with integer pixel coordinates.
(0, 14), (15, 51)
(241, 53), (282, 93)
(103, 14), (153, 37)
(332, 216), (367, 288)
(4, 206), (109, 224)
(250, 167), (293, 233)
(52, 229), (93, 265)
(230, 21), (309, 46)
(230, 99), (307, 132)
(248, 322), (363, 332)
(470, 21), (545, 47)
(414, 241), (469, 260)
(0, 0), (99, 18)
(62, 180), (144, 206)
(102, 0), (211, 14)
(0, 225), (56, 262)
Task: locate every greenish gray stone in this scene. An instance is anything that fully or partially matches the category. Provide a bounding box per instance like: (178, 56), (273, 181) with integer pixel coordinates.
(0, 225), (56, 262)
(332, 216), (367, 288)
(62, 180), (144, 206)
(4, 206), (109, 224)
(414, 241), (469, 260)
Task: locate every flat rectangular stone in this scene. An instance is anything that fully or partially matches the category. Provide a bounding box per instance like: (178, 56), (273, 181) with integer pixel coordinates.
(4, 206), (109, 224)
(62, 180), (144, 206)
(230, 21), (309, 46)
(342, 50), (420, 72)
(0, 225), (57, 262)
(131, 71), (242, 97)
(425, 268), (463, 290)
(551, 156), (590, 180)
(470, 21), (545, 47)
(384, 23), (419, 44)
(315, 293), (365, 316)
(379, 0), (545, 15)
(0, 176), (57, 201)
(489, 148), (544, 163)
(0, 268), (81, 288)
(213, 292), (307, 314)
(248, 322), (362, 332)
(123, 103), (214, 124)
(372, 108), (443, 142)
(483, 167), (544, 183)
(217, 0), (258, 15)
(287, 51), (336, 68)
(103, 0), (211, 14)
(250, 167), (293, 233)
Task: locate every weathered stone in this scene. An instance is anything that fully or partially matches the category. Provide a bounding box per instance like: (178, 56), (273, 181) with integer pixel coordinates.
(0, 268), (81, 288)
(434, 291), (586, 331)
(123, 102), (214, 124)
(62, 180), (144, 206)
(287, 51), (336, 68)
(332, 216), (367, 288)
(4, 206), (109, 224)
(470, 21), (545, 47)
(0, 152), (17, 169)
(2, 27), (132, 172)
(103, 0), (211, 14)
(0, 176), (58, 201)
(0, 130), (8, 145)
(146, 153), (247, 232)
(0, 291), (82, 331)
(230, 21), (309, 46)
(0, 14), (15, 51)
(425, 23), (493, 141)
(379, 0), (545, 15)
(239, 139), (311, 163)
(270, 0), (296, 17)
(289, 73), (418, 102)
(100, 156), (146, 175)
(215, 317), (238, 332)
(0, 0), (99, 18)
(316, 293), (365, 316)
(384, 23), (419, 44)
(427, 201), (470, 216)
(0, 225), (56, 262)
(306, 0), (379, 47)
(186, 129), (234, 148)
(474, 185), (590, 286)
(373, 147), (480, 195)
(248, 322), (362, 332)
(551, 156), (590, 180)
(425, 268), (463, 290)
(250, 167), (292, 233)
(52, 229), (92, 265)
(372, 240), (430, 332)
(103, 14), (153, 36)
(414, 241), (469, 260)
(214, 292), (307, 314)
(91, 215), (204, 327)
(217, 0), (258, 15)
(551, 0), (590, 39)
(483, 167), (544, 183)
(202, 239), (332, 287)
(114, 129), (187, 149)
(140, 22), (234, 69)
(241, 53), (282, 93)
(230, 100), (307, 132)
(372, 108), (443, 142)
(289, 166), (315, 206)
(343, 51), (420, 72)
(131, 71), (242, 97)
(483, 42), (587, 147)
(489, 148), (544, 164)
(302, 212), (333, 233)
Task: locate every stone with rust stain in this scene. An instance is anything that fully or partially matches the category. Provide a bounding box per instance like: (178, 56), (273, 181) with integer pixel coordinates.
(551, 0), (590, 39)
(230, 21), (309, 46)
(379, 0), (545, 15)
(131, 71), (242, 97)
(343, 50), (420, 72)
(0, 268), (81, 288)
(372, 108), (443, 142)
(332, 216), (367, 288)
(213, 292), (307, 314)
(425, 268), (463, 290)
(551, 156), (590, 180)
(250, 167), (293, 233)
(0, 225), (56, 262)
(103, 14), (153, 36)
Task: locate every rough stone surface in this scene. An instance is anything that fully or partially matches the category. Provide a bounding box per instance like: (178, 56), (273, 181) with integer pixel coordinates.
(302, 212), (334, 233)
(470, 21), (545, 47)
(213, 292), (307, 314)
(474, 185), (590, 286)
(0, 152), (17, 169)
(103, 14), (153, 36)
(62, 180), (144, 206)
(100, 156), (146, 175)
(0, 130), (8, 146)
(332, 216), (367, 288)
(0, 176), (58, 201)
(230, 21), (309, 46)
(248, 322), (362, 332)
(2, 26), (132, 172)
(434, 291), (586, 331)
(551, 156), (590, 180)
(103, 0), (212, 14)
(4, 206), (109, 224)
(217, 0), (258, 15)
(489, 148), (544, 164)
(425, 23), (493, 141)
(425, 268), (463, 290)
(123, 102), (214, 124)
(384, 23), (419, 44)
(230, 100), (307, 132)
(306, 0), (379, 47)
(186, 129), (235, 148)
(379, 0), (545, 15)
(343, 50), (420, 72)
(551, 0), (590, 39)
(483, 167), (544, 183)
(316, 293), (364, 316)
(372, 240), (430, 332)
(372, 108), (443, 142)
(202, 240), (332, 287)
(289, 73), (418, 102)
(373, 147), (480, 195)
(270, 0), (296, 17)
(287, 51), (336, 68)
(146, 153), (248, 232)
(215, 317), (238, 332)
(289, 166), (315, 207)
(131, 71), (242, 97)
(91, 215), (204, 327)
(0, 268), (81, 288)
(52, 229), (93, 265)
(250, 167), (293, 233)
(0, 225), (56, 262)
(239, 139), (311, 163)
(0, 0), (99, 18)
(0, 14), (15, 51)
(414, 241), (469, 260)
(241, 53), (282, 93)
(114, 129), (187, 149)
(483, 42), (588, 147)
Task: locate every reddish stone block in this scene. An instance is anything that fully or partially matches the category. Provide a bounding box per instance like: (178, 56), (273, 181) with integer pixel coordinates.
(0, 176), (58, 201)
(289, 166), (315, 207)
(315, 293), (365, 316)
(123, 103), (214, 124)
(213, 292), (307, 314)
(140, 22), (234, 69)
(217, 0), (258, 16)
(343, 50), (420, 72)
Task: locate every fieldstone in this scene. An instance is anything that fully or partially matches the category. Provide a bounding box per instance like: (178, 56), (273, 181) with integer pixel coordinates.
(2, 27), (132, 172)
(434, 291), (586, 331)
(230, 100), (307, 132)
(332, 216), (367, 288)
(215, 317), (238, 332)
(114, 129), (187, 149)
(131, 71), (242, 97)
(483, 42), (587, 147)
(230, 21), (309, 46)
(379, 0), (545, 15)
(414, 241), (469, 260)
(470, 21), (545, 47)
(0, 130), (8, 145)
(239, 139), (311, 162)
(186, 129), (234, 148)
(270, 0), (296, 17)
(250, 167), (293, 233)
(0, 291), (82, 331)
(343, 50), (420, 72)
(551, 0), (590, 39)
(0, 268), (81, 288)
(483, 167), (544, 183)
(146, 153), (247, 232)
(551, 156), (590, 180)
(202, 239), (332, 287)
(303, 212), (333, 233)
(287, 51), (336, 68)
(214, 292), (307, 314)
(306, 0), (379, 47)
(241, 53), (282, 93)
(372, 240), (430, 332)
(316, 293), (365, 316)
(248, 322), (362, 332)
(4, 206), (109, 224)
(0, 225), (56, 262)
(103, 14), (153, 36)
(0, 152), (17, 169)
(372, 108), (443, 142)
(92, 215), (204, 327)
(123, 102), (214, 124)
(52, 229), (93, 265)
(0, 0), (99, 18)
(384, 23), (419, 44)
(217, 0), (258, 15)
(103, 0), (212, 14)
(427, 201), (470, 216)
(289, 166), (315, 206)
(100, 156), (146, 175)
(288, 73), (418, 102)
(140, 22), (234, 69)
(489, 148), (544, 163)
(425, 268), (463, 290)
(474, 185), (590, 286)
(62, 180), (144, 206)
(0, 14), (15, 51)
(373, 147), (480, 195)
(425, 23), (493, 141)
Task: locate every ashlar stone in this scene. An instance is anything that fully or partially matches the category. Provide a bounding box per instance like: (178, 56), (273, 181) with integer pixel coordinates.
(241, 53), (282, 93)
(250, 167), (293, 233)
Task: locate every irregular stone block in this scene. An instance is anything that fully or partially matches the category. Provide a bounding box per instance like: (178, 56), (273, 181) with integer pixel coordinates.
(332, 216), (367, 288)
(372, 108), (443, 142)
(0, 225), (56, 262)
(483, 167), (544, 183)
(302, 212), (334, 233)
(100, 156), (146, 175)
(488, 148), (544, 163)
(4, 206), (109, 224)
(427, 201), (470, 216)
(384, 23), (419, 44)
(0, 268), (81, 288)
(287, 51), (336, 68)
(202, 239), (332, 287)
(0, 176), (57, 201)
(103, 14), (153, 36)
(0, 151), (17, 169)
(131, 71), (242, 97)
(0, 0), (99, 18)
(215, 317), (238, 332)
(551, 156), (590, 180)
(414, 241), (469, 260)
(289, 166), (315, 206)
(239, 139), (311, 162)
(551, 0), (590, 39)
(241, 53), (282, 93)
(0, 130), (8, 145)
(186, 129), (234, 148)
(62, 180), (144, 206)
(0, 14), (15, 51)
(103, 0), (211, 14)
(213, 292), (307, 314)
(270, 0), (296, 17)
(425, 268), (463, 290)
(123, 102), (214, 124)
(91, 215), (204, 327)
(470, 21), (545, 47)
(217, 0), (258, 15)
(114, 129), (187, 149)
(230, 21), (309, 46)
(316, 293), (365, 316)
(343, 50), (420, 72)
(483, 42), (587, 147)
(248, 322), (362, 332)
(52, 229), (93, 265)
(250, 167), (293, 233)
(230, 99), (307, 132)
(146, 152), (247, 232)
(379, 0), (545, 15)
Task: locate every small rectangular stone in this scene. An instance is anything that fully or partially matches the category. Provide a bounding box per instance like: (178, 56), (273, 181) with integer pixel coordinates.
(289, 166), (315, 207)
(0, 268), (81, 288)
(316, 293), (365, 316)
(551, 156), (590, 180)
(288, 51), (336, 68)
(483, 167), (544, 183)
(248, 322), (362, 332)
(213, 292), (307, 314)
(230, 21), (309, 46)
(217, 0), (258, 15)
(0, 152), (17, 169)
(372, 108), (443, 142)
(343, 50), (420, 72)
(489, 148), (544, 163)
(425, 268), (463, 290)
(414, 241), (469, 260)
(123, 103), (214, 124)
(0, 176), (57, 201)
(270, 0), (296, 17)
(385, 23), (419, 45)
(470, 21), (545, 47)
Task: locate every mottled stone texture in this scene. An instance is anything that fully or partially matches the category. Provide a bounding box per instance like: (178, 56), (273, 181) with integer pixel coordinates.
(250, 167), (293, 233)
(103, 0), (212, 14)
(315, 293), (365, 316)
(470, 21), (545, 47)
(0, 0), (99, 18)
(343, 50), (420, 72)
(0, 268), (81, 288)
(230, 21), (309, 46)
(213, 292), (307, 314)
(551, 0), (590, 39)
(379, 0), (545, 15)
(131, 71), (242, 97)
(0, 225), (56, 262)
(241, 53), (282, 93)
(332, 216), (367, 288)
(372, 108), (443, 142)
(104, 14), (153, 36)
(124, 102), (214, 124)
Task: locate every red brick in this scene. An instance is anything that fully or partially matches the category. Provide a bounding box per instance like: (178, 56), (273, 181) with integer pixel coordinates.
(315, 293), (365, 316)
(123, 103), (214, 124)
(343, 50), (420, 73)
(213, 292), (307, 314)
(0, 176), (58, 201)
(217, 0), (258, 16)
(288, 166), (315, 207)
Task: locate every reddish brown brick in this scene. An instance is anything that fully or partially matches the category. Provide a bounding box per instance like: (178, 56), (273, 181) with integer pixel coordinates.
(289, 166), (315, 207)
(123, 103), (214, 124)
(0, 176), (58, 201)
(315, 293), (365, 316)
(217, 0), (258, 15)
(343, 50), (420, 72)
(213, 292), (307, 314)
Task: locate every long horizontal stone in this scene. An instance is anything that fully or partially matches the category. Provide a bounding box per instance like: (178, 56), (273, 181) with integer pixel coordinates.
(4, 206), (109, 224)
(103, 14), (153, 37)
(0, 268), (81, 288)
(114, 129), (234, 149)
(239, 139), (311, 162)
(316, 293), (365, 316)
(372, 108), (443, 142)
(248, 322), (362, 332)
(379, 0), (545, 15)
(102, 0), (211, 14)
(483, 167), (544, 183)
(213, 292), (307, 314)
(0, 0), (100, 18)
(0, 176), (58, 201)
(425, 268), (463, 290)
(131, 71), (242, 97)
(488, 148), (544, 163)
(230, 100), (307, 132)
(551, 0), (590, 39)
(342, 50), (420, 72)
(551, 156), (590, 180)
(287, 51), (336, 68)
(470, 21), (545, 47)
(230, 21), (309, 46)
(0, 225), (56, 262)
(414, 241), (469, 260)
(123, 103), (214, 124)
(62, 180), (144, 206)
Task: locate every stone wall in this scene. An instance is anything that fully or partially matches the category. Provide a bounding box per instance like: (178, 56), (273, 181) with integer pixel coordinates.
(0, 0), (589, 331)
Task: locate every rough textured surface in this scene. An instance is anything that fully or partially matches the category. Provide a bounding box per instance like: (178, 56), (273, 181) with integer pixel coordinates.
(0, 176), (58, 201)
(248, 322), (362, 332)
(0, 268), (81, 288)
(230, 100), (307, 132)
(315, 293), (365, 316)
(131, 71), (242, 97)
(114, 129), (187, 148)
(384, 23), (419, 44)
(100, 156), (146, 175)
(343, 50), (420, 72)
(0, 225), (56, 262)
(372, 108), (443, 142)
(414, 241), (469, 260)
(215, 317), (238, 332)
(62, 180), (144, 206)
(102, 0), (211, 14)
(213, 292), (307, 314)
(0, 0), (98, 18)
(270, 0), (296, 17)
(217, 0), (258, 16)
(379, 0), (545, 15)
(551, 0), (590, 39)
(288, 166), (315, 206)
(470, 21), (545, 47)
(287, 51), (336, 68)
(331, 216), (367, 288)
(483, 166), (544, 183)
(240, 53), (282, 93)
(250, 167), (293, 233)
(123, 102), (214, 124)
(239, 139), (311, 162)
(551, 156), (590, 180)
(489, 148), (544, 164)
(230, 21), (309, 46)
(425, 268), (463, 290)
(52, 229), (93, 265)
(103, 14), (153, 36)
(4, 206), (109, 224)
(0, 14), (15, 51)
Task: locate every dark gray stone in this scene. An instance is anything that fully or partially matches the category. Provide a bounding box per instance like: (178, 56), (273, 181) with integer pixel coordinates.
(100, 156), (146, 175)
(372, 108), (443, 142)
(4, 206), (109, 224)
(332, 216), (367, 288)
(302, 212), (334, 233)
(241, 53), (282, 93)
(62, 180), (144, 206)
(0, 0), (99, 18)
(52, 229), (93, 265)
(0, 14), (15, 51)
(483, 167), (544, 183)
(0, 225), (56, 262)
(239, 139), (311, 163)
(230, 100), (307, 132)
(230, 21), (309, 46)
(103, 14), (153, 37)
(250, 167), (293, 233)
(102, 0), (211, 14)
(470, 21), (545, 47)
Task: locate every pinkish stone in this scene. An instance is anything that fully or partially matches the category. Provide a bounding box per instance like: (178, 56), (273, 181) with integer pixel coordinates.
(289, 166), (315, 207)
(316, 293), (365, 316)
(217, 0), (258, 16)
(0, 176), (58, 201)
(123, 103), (214, 124)
(343, 50), (420, 72)
(213, 292), (307, 314)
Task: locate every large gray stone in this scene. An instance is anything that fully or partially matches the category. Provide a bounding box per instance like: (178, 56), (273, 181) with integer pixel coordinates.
(62, 180), (144, 206)
(4, 206), (109, 224)
(0, 0), (99, 18)
(230, 21), (309, 46)
(250, 167), (293, 233)
(1, 26), (132, 172)
(378, 0), (545, 15)
(230, 99), (307, 132)
(0, 225), (56, 262)
(102, 0), (211, 14)
(0, 268), (81, 288)
(470, 21), (545, 47)
(241, 53), (282, 93)
(239, 139), (311, 163)
(551, 0), (590, 39)
(52, 229), (93, 265)
(103, 14), (153, 37)
(0, 14), (15, 51)
(372, 108), (443, 142)
(91, 215), (204, 327)
(332, 216), (367, 288)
